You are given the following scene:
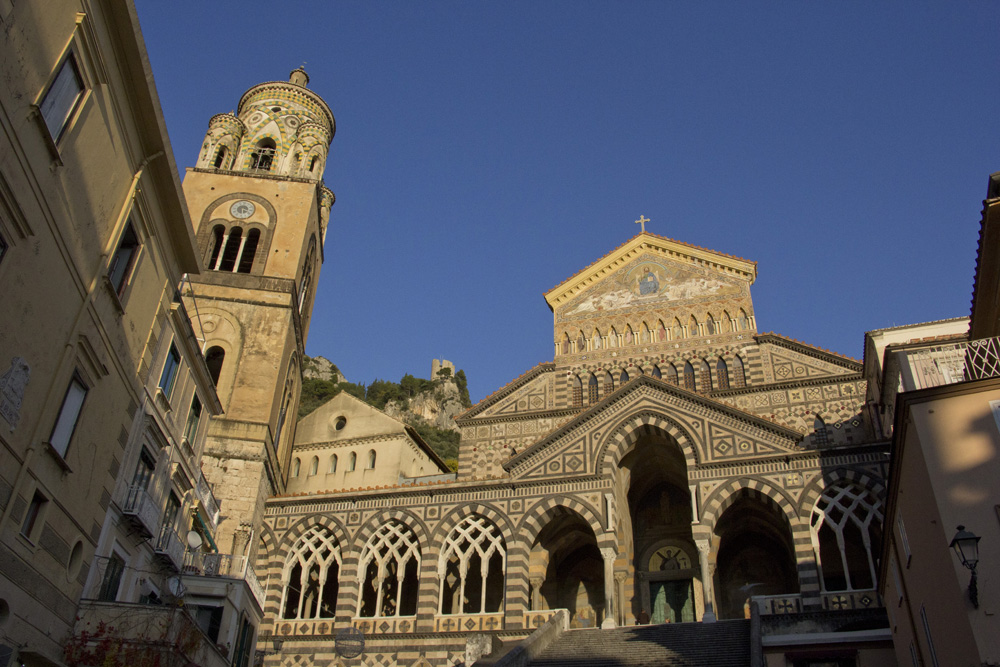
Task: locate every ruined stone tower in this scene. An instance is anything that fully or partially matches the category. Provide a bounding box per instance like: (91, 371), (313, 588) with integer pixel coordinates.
(181, 68), (335, 558)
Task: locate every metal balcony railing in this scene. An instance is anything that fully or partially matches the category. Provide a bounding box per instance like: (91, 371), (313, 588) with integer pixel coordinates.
(183, 551), (265, 609)
(121, 485), (159, 537)
(154, 524), (184, 571)
(193, 469), (220, 531)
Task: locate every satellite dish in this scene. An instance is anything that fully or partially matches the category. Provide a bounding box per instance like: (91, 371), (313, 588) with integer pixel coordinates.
(186, 530), (204, 550)
(167, 576), (186, 598)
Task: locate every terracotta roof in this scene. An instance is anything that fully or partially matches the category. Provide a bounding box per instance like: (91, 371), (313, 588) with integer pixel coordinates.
(457, 361), (555, 420)
(545, 232), (757, 295)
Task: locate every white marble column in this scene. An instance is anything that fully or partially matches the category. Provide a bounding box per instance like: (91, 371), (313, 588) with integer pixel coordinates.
(695, 538), (717, 622)
(600, 547), (617, 628)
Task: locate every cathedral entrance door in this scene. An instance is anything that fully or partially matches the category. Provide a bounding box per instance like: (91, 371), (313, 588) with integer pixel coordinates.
(649, 579), (695, 624)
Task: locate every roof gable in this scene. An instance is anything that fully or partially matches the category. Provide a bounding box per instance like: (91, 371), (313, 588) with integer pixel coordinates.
(503, 375), (802, 481)
(545, 233), (757, 314)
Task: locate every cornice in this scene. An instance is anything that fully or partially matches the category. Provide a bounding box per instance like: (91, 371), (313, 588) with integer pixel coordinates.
(755, 333), (862, 370)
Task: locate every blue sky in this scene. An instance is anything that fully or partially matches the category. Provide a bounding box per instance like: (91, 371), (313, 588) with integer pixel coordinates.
(135, 2), (998, 403)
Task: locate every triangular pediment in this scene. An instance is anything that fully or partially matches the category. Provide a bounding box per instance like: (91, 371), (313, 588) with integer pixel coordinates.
(503, 375), (802, 482)
(294, 391), (408, 446)
(545, 233), (757, 317)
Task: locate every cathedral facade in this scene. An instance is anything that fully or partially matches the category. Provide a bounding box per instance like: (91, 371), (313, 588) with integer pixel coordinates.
(253, 233), (890, 665)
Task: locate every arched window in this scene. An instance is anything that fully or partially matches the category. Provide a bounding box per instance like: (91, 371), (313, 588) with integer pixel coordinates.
(665, 364), (678, 385)
(207, 225), (225, 269)
(309, 456), (318, 476)
(236, 229), (260, 273)
(608, 327), (618, 349)
(280, 526), (340, 619)
(438, 515), (506, 615)
(576, 332), (586, 353)
(309, 155), (318, 172)
(292, 458), (301, 477)
(250, 138), (276, 171)
(640, 323), (651, 344)
(358, 520), (421, 617)
(813, 416), (831, 446)
(587, 374), (598, 404)
(624, 326), (634, 345)
(592, 330), (602, 350)
(689, 315), (699, 336)
(329, 454), (338, 473)
(217, 226), (242, 272)
(722, 311), (733, 332)
(716, 359), (730, 389)
(571, 375), (583, 408)
(683, 362), (696, 390)
(811, 483), (883, 592)
(706, 316), (717, 335)
(673, 318), (684, 340)
(651, 365), (661, 379)
(738, 309), (749, 331)
(349, 452), (357, 472)
(213, 146), (228, 169)
(732, 355), (746, 388)
(603, 371), (614, 398)
(698, 359), (713, 390)
(368, 450), (377, 469)
(299, 237), (317, 313)
(561, 334), (570, 355)
(205, 346), (224, 387)
(657, 321), (667, 342)
(620, 369), (629, 384)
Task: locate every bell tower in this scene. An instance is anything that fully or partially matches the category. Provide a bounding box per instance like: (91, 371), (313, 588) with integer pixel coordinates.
(182, 69), (335, 557)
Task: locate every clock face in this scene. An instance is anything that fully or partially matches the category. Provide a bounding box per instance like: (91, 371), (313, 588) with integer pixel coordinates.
(230, 200), (255, 219)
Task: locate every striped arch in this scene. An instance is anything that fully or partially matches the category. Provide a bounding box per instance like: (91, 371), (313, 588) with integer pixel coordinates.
(798, 467), (886, 518)
(429, 502), (516, 553)
(700, 478), (800, 531)
(257, 521), (278, 568)
(597, 410), (700, 477)
(515, 495), (607, 549)
(351, 508), (432, 555)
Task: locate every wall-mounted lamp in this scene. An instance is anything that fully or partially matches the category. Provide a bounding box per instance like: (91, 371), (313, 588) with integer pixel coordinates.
(950, 525), (981, 608)
(254, 629), (284, 666)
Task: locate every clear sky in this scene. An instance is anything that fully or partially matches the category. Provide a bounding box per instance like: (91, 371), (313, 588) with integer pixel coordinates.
(135, 1), (998, 403)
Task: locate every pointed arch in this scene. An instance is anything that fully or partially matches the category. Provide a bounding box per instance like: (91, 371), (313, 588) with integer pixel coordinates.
(624, 325), (635, 346)
(656, 320), (667, 342)
(608, 327), (618, 349)
(673, 318), (684, 340)
(810, 482), (883, 592)
(640, 322), (651, 344)
(722, 310), (733, 333)
(715, 358), (730, 390)
(705, 314), (717, 336)
(560, 332), (571, 355)
(603, 371), (615, 398)
(731, 355), (746, 388)
(665, 363), (678, 386)
(357, 520), (422, 617)
(620, 369), (630, 385)
(698, 359), (713, 391)
(682, 361), (696, 390)
(279, 525), (341, 619)
(309, 456), (319, 476)
(576, 330), (587, 354)
(571, 375), (583, 408)
(597, 410), (700, 476)
(588, 373), (599, 404)
(738, 309), (749, 331)
(249, 137), (277, 171)
(651, 365), (662, 379)
(592, 328), (602, 350)
(515, 497), (607, 550)
(688, 314), (699, 336)
(437, 515), (507, 615)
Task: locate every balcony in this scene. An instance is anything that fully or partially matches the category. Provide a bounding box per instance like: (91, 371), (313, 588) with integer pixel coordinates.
(193, 469), (221, 531)
(154, 524), (185, 571)
(753, 589), (882, 616)
(71, 600), (230, 667)
(121, 485), (159, 537)
(184, 551), (265, 609)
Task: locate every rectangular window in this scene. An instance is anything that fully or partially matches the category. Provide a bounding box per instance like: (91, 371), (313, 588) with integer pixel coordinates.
(98, 552), (126, 602)
(193, 605), (223, 643)
(20, 491), (46, 540)
(107, 222), (140, 298)
(920, 605), (939, 667)
(49, 375), (87, 457)
(163, 491), (181, 528)
(131, 448), (156, 491)
(40, 54), (84, 140)
(158, 344), (180, 399)
(184, 395), (202, 443)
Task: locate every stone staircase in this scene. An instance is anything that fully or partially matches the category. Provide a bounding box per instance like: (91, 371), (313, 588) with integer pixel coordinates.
(526, 620), (751, 667)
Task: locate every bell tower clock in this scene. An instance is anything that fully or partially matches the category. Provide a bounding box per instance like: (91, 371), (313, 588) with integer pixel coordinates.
(181, 68), (335, 557)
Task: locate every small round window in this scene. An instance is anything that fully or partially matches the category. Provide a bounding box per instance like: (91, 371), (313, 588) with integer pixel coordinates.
(335, 416), (347, 431)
